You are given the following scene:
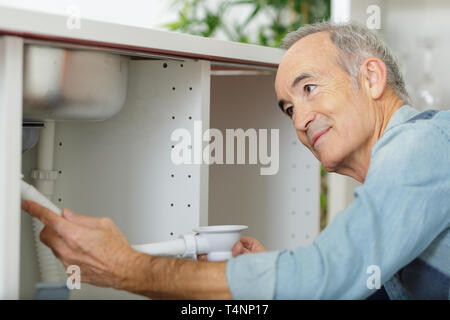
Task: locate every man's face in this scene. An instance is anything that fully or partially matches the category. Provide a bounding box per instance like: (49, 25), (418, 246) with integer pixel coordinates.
(275, 31), (375, 172)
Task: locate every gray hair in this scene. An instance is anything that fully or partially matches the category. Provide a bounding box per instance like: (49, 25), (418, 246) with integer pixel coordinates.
(281, 21), (411, 105)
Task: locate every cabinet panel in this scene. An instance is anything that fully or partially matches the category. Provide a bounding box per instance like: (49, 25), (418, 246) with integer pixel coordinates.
(209, 74), (320, 251)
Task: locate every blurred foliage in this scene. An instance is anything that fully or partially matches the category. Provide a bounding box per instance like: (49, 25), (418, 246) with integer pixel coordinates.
(164, 0), (331, 47)
(319, 165), (328, 231)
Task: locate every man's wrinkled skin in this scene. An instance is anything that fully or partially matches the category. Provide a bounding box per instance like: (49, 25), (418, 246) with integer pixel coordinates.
(22, 31), (404, 299)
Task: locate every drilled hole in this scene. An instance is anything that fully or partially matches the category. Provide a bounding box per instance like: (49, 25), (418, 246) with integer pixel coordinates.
(59, 142), (63, 147)
(188, 175), (191, 178)
(170, 232), (174, 236)
(172, 87), (176, 91)
(187, 204), (191, 208)
(58, 170), (62, 174)
(170, 203), (174, 207)
(180, 64), (184, 67)
(58, 198), (62, 202)
(189, 87), (192, 91)
(171, 174), (174, 178)
(188, 116), (192, 120)
(163, 63), (168, 68)
(172, 116), (175, 119)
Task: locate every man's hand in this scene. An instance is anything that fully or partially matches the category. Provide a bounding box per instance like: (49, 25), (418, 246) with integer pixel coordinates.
(21, 200), (139, 290)
(231, 236), (267, 256)
(198, 236), (267, 261)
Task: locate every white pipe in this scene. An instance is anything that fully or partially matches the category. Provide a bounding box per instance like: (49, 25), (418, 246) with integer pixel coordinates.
(132, 226), (247, 261)
(34, 120), (55, 195)
(132, 239), (186, 257)
(21, 180), (61, 215)
(29, 120), (64, 283)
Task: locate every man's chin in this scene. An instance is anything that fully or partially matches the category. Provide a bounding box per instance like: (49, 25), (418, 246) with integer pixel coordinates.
(319, 157), (342, 173)
(321, 165), (336, 173)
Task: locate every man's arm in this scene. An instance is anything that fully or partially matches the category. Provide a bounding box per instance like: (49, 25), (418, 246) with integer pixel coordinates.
(21, 201), (232, 299)
(127, 253), (231, 299)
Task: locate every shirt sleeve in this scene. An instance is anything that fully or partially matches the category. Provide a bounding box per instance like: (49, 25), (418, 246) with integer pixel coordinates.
(226, 120), (450, 299)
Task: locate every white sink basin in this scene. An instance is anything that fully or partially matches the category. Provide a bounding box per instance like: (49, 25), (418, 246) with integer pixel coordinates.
(23, 45), (129, 121)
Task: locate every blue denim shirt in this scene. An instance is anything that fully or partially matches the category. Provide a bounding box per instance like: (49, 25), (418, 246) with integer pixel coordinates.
(226, 105), (450, 299)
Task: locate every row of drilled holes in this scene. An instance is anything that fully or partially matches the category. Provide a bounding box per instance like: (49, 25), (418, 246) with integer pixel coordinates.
(172, 116), (192, 120)
(172, 86), (192, 91)
(170, 100), (193, 237)
(163, 62), (193, 92)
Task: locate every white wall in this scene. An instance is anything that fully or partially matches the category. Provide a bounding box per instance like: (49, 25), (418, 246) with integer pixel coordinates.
(383, 0), (450, 110)
(0, 0), (266, 41)
(0, 0), (178, 30)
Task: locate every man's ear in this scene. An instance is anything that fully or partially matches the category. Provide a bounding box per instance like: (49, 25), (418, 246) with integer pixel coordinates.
(359, 57), (387, 100)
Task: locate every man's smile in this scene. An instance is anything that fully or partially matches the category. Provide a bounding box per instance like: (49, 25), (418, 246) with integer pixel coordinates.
(311, 127), (332, 148)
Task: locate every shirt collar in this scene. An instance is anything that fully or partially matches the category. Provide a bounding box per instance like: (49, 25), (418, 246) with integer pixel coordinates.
(384, 105), (419, 133)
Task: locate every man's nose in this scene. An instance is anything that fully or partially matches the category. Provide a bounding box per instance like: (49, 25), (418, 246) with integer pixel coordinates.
(293, 106), (316, 132)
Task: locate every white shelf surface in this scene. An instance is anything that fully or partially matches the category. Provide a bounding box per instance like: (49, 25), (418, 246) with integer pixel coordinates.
(0, 5), (284, 68)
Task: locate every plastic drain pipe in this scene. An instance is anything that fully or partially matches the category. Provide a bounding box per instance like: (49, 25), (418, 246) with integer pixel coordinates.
(132, 225), (248, 261)
(22, 120), (67, 299)
(132, 235), (209, 260)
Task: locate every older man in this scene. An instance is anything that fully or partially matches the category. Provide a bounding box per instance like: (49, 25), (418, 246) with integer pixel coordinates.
(22, 22), (450, 300)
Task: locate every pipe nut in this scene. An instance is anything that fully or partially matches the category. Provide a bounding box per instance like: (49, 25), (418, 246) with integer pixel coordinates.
(181, 233), (197, 258)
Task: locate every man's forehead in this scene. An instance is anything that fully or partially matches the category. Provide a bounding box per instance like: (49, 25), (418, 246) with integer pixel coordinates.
(276, 32), (337, 87)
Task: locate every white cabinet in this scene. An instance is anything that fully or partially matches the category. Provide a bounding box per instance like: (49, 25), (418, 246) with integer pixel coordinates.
(0, 5), (320, 299)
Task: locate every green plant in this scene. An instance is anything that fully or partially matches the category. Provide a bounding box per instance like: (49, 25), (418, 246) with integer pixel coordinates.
(319, 165), (328, 231)
(164, 0), (331, 47)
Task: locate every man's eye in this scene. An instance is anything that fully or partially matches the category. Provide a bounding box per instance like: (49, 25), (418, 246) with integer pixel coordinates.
(304, 84), (316, 95)
(285, 106), (294, 117)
